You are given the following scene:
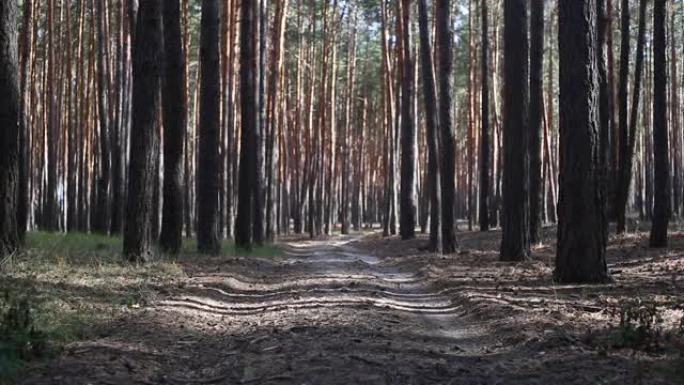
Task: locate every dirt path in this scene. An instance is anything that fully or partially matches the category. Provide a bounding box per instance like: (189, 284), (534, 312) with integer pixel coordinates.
(21, 232), (682, 384)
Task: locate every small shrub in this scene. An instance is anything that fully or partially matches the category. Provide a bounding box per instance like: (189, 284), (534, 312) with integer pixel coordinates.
(609, 298), (664, 350)
(0, 292), (48, 381)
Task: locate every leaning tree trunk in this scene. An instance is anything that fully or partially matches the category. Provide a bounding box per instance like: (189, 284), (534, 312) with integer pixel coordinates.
(235, 0), (258, 250)
(556, 0), (609, 283)
(159, 0), (186, 254)
(399, 0), (416, 240)
(123, 0), (163, 262)
(0, 0), (20, 256)
(649, 0), (669, 247)
(528, 0), (544, 244)
(500, 0), (530, 261)
(436, 0), (457, 253)
(196, 0), (221, 254)
(418, 0), (441, 251)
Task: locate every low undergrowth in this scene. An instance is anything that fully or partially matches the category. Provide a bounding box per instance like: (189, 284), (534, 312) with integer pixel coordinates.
(0, 231), (280, 382)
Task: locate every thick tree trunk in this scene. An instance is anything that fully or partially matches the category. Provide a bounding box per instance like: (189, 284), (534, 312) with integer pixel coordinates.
(650, 0), (669, 247)
(399, 0), (416, 240)
(0, 0), (20, 256)
(18, 0), (33, 239)
(500, 0), (530, 261)
(556, 0), (609, 283)
(529, 0), (544, 244)
(436, 0), (457, 253)
(236, 0), (258, 249)
(159, 0), (186, 254)
(123, 0), (163, 262)
(418, 0), (441, 251)
(197, 0), (221, 254)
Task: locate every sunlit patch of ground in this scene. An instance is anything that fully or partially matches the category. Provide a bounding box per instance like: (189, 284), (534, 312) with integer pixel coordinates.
(4, 228), (683, 384)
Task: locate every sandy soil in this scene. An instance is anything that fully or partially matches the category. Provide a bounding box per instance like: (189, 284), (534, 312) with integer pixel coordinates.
(19, 228), (684, 384)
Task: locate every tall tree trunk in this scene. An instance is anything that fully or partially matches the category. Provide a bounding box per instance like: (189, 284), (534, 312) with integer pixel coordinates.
(436, 0), (457, 253)
(529, 0), (544, 244)
(650, 0), (669, 247)
(418, 0), (441, 251)
(236, 0), (258, 249)
(18, 0), (33, 240)
(0, 0), (20, 255)
(556, 0), (609, 283)
(479, 0), (490, 233)
(45, 0), (59, 231)
(617, 0), (647, 233)
(399, 0), (416, 240)
(597, 0), (611, 239)
(500, 0), (530, 261)
(94, 0), (111, 234)
(197, 0), (221, 254)
(159, 0), (186, 254)
(123, 0), (163, 262)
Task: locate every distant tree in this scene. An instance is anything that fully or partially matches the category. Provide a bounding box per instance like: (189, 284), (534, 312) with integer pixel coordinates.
(399, 0), (416, 240)
(500, 0), (530, 261)
(94, 0), (112, 234)
(124, 0), (163, 262)
(436, 0), (457, 253)
(159, 0), (186, 254)
(236, 0), (258, 250)
(556, 0), (609, 283)
(528, 0), (544, 244)
(418, 0), (441, 251)
(0, 0), (20, 256)
(650, 0), (670, 247)
(196, 0), (221, 254)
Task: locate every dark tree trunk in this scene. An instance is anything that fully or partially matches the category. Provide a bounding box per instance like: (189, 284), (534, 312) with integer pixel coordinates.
(418, 0), (441, 251)
(17, 0), (32, 240)
(597, 0), (611, 239)
(94, 0), (111, 234)
(615, 0), (629, 223)
(123, 0), (163, 262)
(196, 0), (221, 254)
(649, 0), (669, 247)
(500, 0), (530, 261)
(45, 0), (59, 231)
(436, 0), (457, 253)
(556, 0), (609, 283)
(479, 0), (490, 233)
(617, 0), (647, 233)
(529, 0), (544, 244)
(254, 0), (266, 244)
(159, 0), (186, 254)
(0, 0), (20, 256)
(399, 0), (416, 240)
(235, 0), (258, 250)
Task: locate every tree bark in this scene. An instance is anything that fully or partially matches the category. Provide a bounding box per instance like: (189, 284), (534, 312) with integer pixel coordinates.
(123, 0), (163, 262)
(197, 0), (221, 254)
(529, 0), (544, 244)
(436, 0), (457, 253)
(500, 0), (530, 261)
(650, 0), (669, 247)
(479, 0), (490, 233)
(159, 0), (186, 254)
(0, 0), (20, 256)
(556, 0), (609, 283)
(399, 0), (416, 240)
(236, 0), (258, 250)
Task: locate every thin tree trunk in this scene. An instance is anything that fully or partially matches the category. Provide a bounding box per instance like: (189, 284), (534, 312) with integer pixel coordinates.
(529, 0), (544, 244)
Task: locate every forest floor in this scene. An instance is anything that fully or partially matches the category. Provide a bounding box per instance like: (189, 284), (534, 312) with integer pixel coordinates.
(3, 225), (684, 384)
